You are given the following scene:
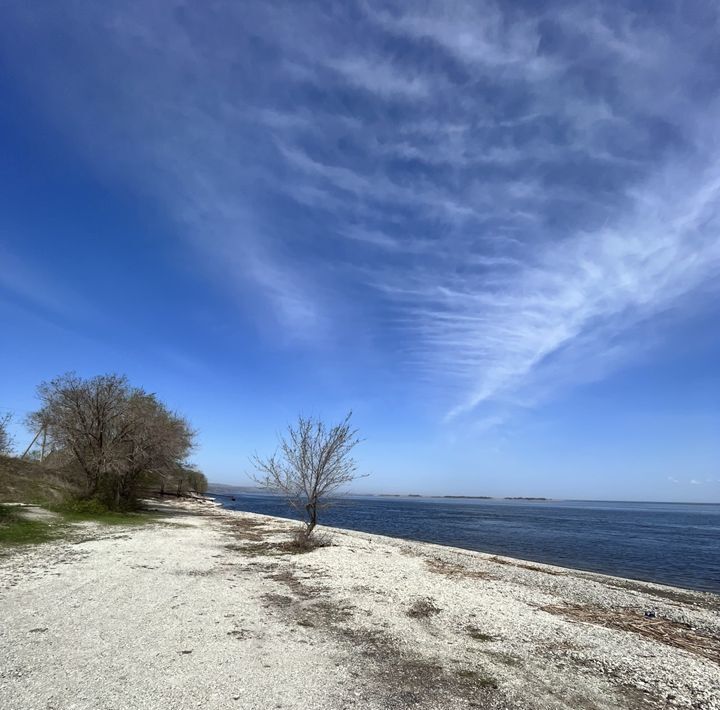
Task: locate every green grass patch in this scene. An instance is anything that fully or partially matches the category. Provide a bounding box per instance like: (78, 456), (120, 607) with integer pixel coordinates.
(0, 504), (59, 546)
(0, 498), (157, 549)
(47, 498), (156, 526)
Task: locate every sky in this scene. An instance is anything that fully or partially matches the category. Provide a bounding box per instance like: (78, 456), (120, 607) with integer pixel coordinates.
(0, 1), (719, 502)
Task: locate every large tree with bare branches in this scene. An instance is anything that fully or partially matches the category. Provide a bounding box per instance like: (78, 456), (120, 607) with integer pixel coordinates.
(28, 373), (196, 509)
(0, 413), (13, 455)
(252, 412), (363, 540)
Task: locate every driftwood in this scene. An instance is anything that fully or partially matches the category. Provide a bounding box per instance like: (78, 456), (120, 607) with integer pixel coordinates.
(542, 604), (720, 665)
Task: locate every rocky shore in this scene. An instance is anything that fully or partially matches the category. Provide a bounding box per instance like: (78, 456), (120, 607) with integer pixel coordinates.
(1, 499), (718, 709)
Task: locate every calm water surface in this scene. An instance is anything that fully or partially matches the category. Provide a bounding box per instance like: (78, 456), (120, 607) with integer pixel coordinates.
(210, 492), (720, 594)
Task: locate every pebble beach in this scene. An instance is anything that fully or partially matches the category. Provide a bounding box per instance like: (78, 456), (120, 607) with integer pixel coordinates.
(1, 499), (718, 710)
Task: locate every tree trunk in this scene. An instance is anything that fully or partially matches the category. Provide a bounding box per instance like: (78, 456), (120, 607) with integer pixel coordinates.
(86, 471), (99, 498)
(305, 502), (317, 537)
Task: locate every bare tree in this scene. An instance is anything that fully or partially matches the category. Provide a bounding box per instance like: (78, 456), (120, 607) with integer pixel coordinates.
(27, 373), (130, 495)
(156, 465), (208, 497)
(252, 412), (363, 540)
(120, 391), (196, 505)
(28, 373), (196, 509)
(0, 413), (13, 455)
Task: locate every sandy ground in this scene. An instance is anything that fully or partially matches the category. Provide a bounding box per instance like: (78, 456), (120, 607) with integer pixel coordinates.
(1, 500), (718, 710)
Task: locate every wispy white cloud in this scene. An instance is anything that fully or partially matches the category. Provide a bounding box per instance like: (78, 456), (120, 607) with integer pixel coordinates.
(439, 164), (720, 415)
(1, 0), (718, 421)
(327, 56), (432, 99)
(0, 243), (91, 321)
(362, 0), (557, 78)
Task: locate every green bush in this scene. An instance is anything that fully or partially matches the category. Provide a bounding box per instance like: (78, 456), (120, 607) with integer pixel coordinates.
(55, 498), (110, 515)
(48, 497), (151, 525)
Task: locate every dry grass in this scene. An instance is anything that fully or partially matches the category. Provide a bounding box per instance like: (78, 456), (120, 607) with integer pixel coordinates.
(466, 626), (495, 642)
(284, 529), (332, 553)
(407, 597), (442, 618)
(253, 555), (500, 708)
(543, 604), (720, 665)
(265, 568), (320, 598)
(489, 555), (562, 576)
(258, 567), (353, 629)
(515, 562), (562, 576)
(603, 578), (720, 611)
(222, 516), (269, 541)
(300, 599), (355, 627)
(455, 669), (498, 689)
(341, 625), (499, 707)
(426, 557), (492, 581)
(489, 555), (511, 565)
(223, 519), (332, 557)
(224, 541), (283, 556)
(0, 455), (82, 504)
(261, 592), (294, 608)
(179, 568), (218, 577)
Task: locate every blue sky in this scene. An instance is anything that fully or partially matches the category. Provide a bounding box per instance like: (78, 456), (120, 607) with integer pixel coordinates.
(1, 1), (719, 502)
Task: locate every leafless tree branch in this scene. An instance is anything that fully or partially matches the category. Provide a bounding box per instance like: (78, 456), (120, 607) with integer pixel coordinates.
(0, 413), (14, 455)
(252, 412), (364, 539)
(27, 373), (197, 509)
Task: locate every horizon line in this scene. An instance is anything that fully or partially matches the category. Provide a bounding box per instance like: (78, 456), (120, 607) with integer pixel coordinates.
(207, 484), (719, 506)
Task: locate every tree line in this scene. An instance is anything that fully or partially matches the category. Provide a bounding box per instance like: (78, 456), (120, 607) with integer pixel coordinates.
(1, 373), (206, 510)
(2, 372), (365, 540)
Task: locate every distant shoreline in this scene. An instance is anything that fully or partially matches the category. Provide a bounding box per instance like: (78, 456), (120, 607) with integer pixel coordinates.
(208, 485), (549, 501)
(208, 485), (720, 505)
(374, 494), (549, 501)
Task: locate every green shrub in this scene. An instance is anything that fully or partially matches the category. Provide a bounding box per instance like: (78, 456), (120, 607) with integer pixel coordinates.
(48, 497), (152, 525)
(54, 498), (110, 515)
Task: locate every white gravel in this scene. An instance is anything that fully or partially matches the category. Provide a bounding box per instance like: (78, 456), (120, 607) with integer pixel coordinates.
(1, 500), (718, 710)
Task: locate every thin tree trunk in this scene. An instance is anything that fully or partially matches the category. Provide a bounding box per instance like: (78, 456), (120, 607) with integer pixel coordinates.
(305, 503), (317, 537)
